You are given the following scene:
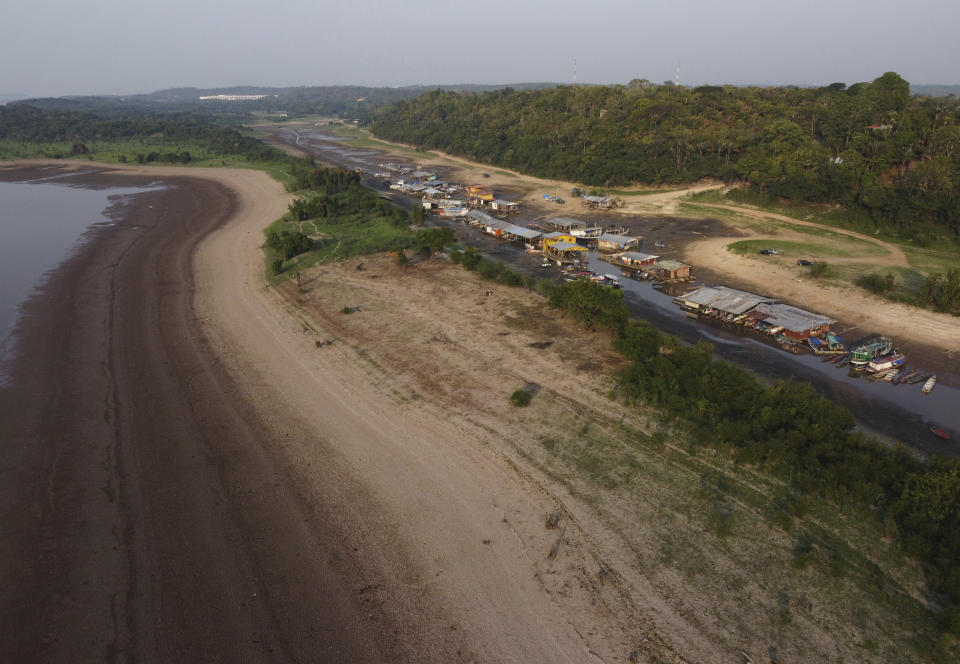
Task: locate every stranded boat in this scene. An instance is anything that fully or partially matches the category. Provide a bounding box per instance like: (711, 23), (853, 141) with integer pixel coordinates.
(591, 274), (622, 289)
(930, 424), (950, 440)
(922, 375), (937, 394)
(868, 353), (906, 373)
(849, 336), (894, 366)
(897, 371), (918, 385)
(808, 332), (845, 355)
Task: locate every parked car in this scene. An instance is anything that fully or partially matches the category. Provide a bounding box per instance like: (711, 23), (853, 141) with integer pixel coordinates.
(797, 259), (812, 266)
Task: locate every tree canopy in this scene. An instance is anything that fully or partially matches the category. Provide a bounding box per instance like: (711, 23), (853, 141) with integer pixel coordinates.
(370, 74), (960, 243)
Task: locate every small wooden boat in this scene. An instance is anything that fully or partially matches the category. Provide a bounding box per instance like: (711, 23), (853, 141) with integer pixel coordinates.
(835, 357), (850, 368)
(908, 373), (930, 385)
(884, 370), (900, 382)
(930, 425), (950, 440)
(922, 375), (937, 394)
(898, 371), (918, 385)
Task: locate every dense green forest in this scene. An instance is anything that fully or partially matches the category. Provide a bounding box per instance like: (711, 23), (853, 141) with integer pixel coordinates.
(544, 279), (960, 632)
(12, 83), (558, 122)
(370, 73), (960, 244)
(0, 104), (282, 162)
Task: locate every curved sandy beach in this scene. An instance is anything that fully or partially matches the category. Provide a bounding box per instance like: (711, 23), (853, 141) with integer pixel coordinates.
(4, 161), (944, 663)
(0, 163), (691, 662)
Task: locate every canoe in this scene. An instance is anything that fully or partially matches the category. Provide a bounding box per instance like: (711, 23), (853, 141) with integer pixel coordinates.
(922, 375), (937, 394)
(930, 425), (950, 441)
(898, 371), (917, 384)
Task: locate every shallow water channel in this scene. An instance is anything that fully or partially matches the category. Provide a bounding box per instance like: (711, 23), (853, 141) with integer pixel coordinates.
(0, 170), (162, 378)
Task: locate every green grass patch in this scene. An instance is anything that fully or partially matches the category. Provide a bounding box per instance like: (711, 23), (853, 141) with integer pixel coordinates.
(609, 187), (673, 196)
(689, 188), (960, 264)
(903, 245), (960, 276)
(728, 239), (861, 259)
(265, 213), (415, 284)
(326, 124), (438, 159)
(0, 138), (297, 189)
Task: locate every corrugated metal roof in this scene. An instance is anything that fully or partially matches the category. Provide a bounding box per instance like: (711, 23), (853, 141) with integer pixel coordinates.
(551, 217), (587, 228)
(550, 241), (587, 252)
(598, 234), (638, 244)
(504, 226), (541, 239)
(544, 231), (570, 239)
(467, 210), (495, 223)
(654, 259), (689, 270)
(679, 286), (774, 315)
(621, 251), (659, 262)
(583, 195), (613, 203)
(747, 303), (835, 332)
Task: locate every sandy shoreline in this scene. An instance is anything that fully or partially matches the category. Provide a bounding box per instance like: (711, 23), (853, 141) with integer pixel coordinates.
(2, 159), (946, 663)
(0, 162), (443, 661)
(1, 161), (681, 662)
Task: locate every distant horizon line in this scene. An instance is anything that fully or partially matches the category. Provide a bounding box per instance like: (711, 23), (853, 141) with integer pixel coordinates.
(5, 79), (960, 100)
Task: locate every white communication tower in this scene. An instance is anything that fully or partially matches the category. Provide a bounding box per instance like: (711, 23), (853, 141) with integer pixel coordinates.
(674, 61), (681, 87)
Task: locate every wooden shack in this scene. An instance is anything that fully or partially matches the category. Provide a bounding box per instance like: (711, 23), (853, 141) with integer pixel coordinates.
(490, 199), (519, 213)
(652, 259), (692, 280)
(542, 232), (580, 250)
(617, 251), (659, 267)
(745, 303), (835, 340)
(582, 195), (617, 209)
(597, 233), (641, 253)
(544, 240), (588, 262)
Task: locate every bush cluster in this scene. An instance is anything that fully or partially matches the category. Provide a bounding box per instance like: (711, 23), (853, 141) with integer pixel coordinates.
(543, 279), (960, 618)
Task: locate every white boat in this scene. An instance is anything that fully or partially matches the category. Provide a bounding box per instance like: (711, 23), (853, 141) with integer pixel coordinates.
(867, 353), (905, 373)
(601, 274), (622, 289)
(922, 375), (937, 394)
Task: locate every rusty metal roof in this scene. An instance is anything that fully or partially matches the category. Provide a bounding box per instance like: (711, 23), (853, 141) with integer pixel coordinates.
(678, 285), (775, 315)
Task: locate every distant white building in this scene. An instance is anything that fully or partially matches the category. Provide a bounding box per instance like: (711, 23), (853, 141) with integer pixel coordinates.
(198, 94), (274, 101)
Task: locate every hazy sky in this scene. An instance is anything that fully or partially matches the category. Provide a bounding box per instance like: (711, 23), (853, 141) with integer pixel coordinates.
(2, 0), (957, 97)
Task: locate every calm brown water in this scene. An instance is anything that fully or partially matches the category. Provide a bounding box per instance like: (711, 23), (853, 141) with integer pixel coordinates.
(0, 174), (160, 373)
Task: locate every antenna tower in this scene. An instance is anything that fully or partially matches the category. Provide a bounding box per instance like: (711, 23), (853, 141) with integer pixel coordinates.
(674, 61), (680, 87)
